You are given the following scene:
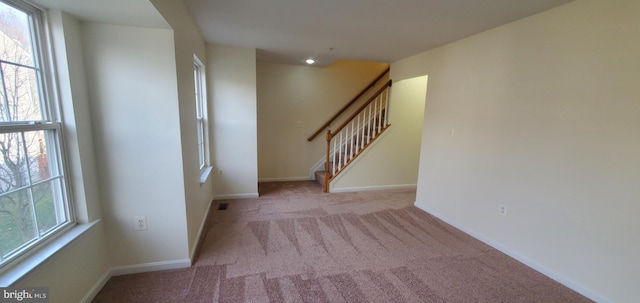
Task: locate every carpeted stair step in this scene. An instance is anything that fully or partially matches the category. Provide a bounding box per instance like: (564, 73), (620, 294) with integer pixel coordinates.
(315, 170), (326, 186)
(314, 162), (335, 186)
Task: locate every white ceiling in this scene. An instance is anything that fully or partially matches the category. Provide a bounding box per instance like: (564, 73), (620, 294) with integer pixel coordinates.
(32, 0), (573, 66)
(183, 0), (573, 66)
(31, 0), (169, 29)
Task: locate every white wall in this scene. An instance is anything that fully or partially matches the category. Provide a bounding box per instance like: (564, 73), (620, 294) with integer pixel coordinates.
(82, 23), (189, 267)
(16, 223), (109, 303)
(257, 61), (389, 181)
(331, 76), (427, 191)
(393, 0), (640, 302)
(150, 0), (213, 262)
(14, 11), (110, 303)
(208, 44), (259, 199)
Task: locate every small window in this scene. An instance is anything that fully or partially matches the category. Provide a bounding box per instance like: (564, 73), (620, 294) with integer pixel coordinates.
(193, 55), (209, 175)
(0, 0), (73, 269)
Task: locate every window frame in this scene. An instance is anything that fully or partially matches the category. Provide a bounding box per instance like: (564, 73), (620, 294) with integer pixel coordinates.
(0, 0), (75, 272)
(193, 55), (211, 183)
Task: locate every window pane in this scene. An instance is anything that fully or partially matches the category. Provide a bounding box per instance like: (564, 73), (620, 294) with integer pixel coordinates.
(0, 75), (6, 121)
(0, 131), (29, 192)
(25, 130), (55, 184)
(33, 179), (63, 234)
(1, 1), (44, 123)
(197, 119), (204, 167)
(1, 63), (43, 122)
(0, 2), (34, 66)
(0, 187), (37, 257)
(197, 119), (204, 144)
(0, 210), (20, 257)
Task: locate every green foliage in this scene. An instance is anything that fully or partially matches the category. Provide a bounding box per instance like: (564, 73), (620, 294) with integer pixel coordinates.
(0, 185), (55, 257)
(0, 211), (22, 256)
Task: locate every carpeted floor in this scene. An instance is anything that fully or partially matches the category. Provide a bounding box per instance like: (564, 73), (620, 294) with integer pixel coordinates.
(93, 181), (591, 302)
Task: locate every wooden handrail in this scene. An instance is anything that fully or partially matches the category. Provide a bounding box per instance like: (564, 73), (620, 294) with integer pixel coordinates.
(329, 79), (392, 140)
(307, 67), (390, 141)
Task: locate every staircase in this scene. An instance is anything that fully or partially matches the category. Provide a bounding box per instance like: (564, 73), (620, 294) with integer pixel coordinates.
(307, 75), (392, 192)
(314, 109), (388, 188)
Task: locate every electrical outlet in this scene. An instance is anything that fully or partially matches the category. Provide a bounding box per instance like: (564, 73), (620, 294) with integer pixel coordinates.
(218, 169), (224, 176)
(135, 216), (147, 231)
(498, 205), (507, 216)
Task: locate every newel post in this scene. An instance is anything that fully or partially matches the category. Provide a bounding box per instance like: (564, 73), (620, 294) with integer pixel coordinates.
(324, 130), (331, 193)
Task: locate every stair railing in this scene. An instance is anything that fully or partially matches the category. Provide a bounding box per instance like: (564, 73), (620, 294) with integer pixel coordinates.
(323, 79), (392, 192)
(307, 67), (390, 142)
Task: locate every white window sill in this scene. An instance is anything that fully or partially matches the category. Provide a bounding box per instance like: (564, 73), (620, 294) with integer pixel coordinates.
(0, 220), (99, 286)
(200, 166), (213, 184)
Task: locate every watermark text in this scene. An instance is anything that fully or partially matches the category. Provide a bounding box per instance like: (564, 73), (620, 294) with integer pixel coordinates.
(1, 288), (48, 303)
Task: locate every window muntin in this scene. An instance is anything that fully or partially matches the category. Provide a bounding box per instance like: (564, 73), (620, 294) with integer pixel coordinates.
(0, 0), (72, 269)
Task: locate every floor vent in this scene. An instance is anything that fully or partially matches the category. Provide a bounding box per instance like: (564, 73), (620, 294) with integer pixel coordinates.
(218, 203), (228, 210)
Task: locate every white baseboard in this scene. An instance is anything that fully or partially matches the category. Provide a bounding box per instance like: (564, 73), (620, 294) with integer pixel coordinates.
(330, 183), (416, 193)
(258, 176), (312, 182)
(190, 198), (214, 262)
(213, 193), (259, 200)
(80, 259), (191, 303)
(80, 270), (111, 303)
(413, 202), (609, 303)
(110, 259), (191, 277)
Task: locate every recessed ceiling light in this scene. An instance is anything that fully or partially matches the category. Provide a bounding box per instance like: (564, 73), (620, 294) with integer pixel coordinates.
(306, 59), (315, 64)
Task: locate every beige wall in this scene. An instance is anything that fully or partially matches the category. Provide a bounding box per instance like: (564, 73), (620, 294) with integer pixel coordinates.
(331, 76), (427, 191)
(16, 223), (109, 303)
(257, 60), (389, 181)
(208, 44), (259, 199)
(82, 23), (189, 267)
(393, 0), (640, 301)
(151, 0), (213, 262)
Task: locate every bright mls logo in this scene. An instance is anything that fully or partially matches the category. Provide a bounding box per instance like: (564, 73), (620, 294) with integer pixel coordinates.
(0, 288), (48, 303)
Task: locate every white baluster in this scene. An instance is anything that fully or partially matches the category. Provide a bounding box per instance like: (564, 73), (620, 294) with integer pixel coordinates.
(377, 95), (383, 132)
(357, 113), (362, 151)
(373, 97), (379, 137)
(349, 119), (354, 160)
(332, 139), (336, 176)
(367, 104), (372, 144)
(345, 124), (350, 163)
(384, 87), (389, 126)
(339, 131), (343, 170)
(344, 126), (349, 163)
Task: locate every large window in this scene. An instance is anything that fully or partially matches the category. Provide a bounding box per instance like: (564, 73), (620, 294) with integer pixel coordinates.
(0, 0), (73, 269)
(193, 55), (210, 180)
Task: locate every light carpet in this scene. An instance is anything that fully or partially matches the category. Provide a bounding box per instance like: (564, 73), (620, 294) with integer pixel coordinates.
(93, 181), (591, 302)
